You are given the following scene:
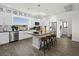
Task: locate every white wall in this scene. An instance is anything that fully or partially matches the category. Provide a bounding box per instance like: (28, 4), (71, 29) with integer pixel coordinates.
(71, 11), (79, 42)
(54, 10), (79, 42)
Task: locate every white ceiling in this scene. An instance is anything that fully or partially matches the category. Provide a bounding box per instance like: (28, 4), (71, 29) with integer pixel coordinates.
(1, 3), (73, 16)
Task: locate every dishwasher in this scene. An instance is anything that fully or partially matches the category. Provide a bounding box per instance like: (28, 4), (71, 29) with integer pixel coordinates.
(9, 31), (19, 43)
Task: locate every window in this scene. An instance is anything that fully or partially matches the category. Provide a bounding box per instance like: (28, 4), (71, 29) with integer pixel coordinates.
(13, 16), (29, 25)
(63, 22), (68, 28)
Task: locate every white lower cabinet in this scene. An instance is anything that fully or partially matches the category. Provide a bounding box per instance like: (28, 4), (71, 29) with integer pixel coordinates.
(0, 32), (9, 45)
(19, 31), (32, 40)
(0, 31), (32, 45)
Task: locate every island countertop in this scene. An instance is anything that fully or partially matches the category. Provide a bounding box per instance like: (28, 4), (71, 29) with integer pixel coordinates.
(27, 30), (54, 36)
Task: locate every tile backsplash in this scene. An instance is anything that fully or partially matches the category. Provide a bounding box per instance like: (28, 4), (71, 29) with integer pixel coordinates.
(0, 25), (12, 32)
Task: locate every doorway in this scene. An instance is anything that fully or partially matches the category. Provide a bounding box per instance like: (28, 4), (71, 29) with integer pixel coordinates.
(60, 21), (72, 39)
(49, 22), (57, 34)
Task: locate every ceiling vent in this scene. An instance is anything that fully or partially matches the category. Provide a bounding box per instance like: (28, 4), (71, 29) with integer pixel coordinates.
(64, 4), (74, 12)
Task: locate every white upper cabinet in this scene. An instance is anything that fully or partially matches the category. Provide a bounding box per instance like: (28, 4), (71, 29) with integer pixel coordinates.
(0, 12), (12, 25)
(3, 13), (12, 25)
(0, 12), (4, 25)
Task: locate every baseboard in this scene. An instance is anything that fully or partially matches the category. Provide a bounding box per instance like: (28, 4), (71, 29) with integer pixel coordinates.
(72, 40), (79, 43)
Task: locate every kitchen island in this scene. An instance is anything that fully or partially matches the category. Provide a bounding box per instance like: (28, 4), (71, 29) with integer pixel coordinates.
(28, 31), (54, 49)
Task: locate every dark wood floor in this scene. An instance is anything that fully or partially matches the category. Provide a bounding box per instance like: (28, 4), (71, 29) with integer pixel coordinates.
(0, 36), (79, 56)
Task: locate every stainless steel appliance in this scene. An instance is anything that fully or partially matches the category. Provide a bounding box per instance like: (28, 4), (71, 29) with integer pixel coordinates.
(9, 31), (19, 42)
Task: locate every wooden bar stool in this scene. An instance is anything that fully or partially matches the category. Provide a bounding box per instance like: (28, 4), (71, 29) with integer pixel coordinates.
(46, 35), (51, 49)
(39, 37), (47, 55)
(51, 34), (57, 46)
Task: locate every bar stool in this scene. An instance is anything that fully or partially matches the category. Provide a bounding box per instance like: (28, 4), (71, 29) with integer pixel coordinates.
(39, 37), (47, 55)
(51, 34), (57, 46)
(46, 35), (51, 49)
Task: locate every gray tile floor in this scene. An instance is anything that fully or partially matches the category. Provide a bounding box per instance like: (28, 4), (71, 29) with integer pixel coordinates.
(0, 36), (79, 56)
